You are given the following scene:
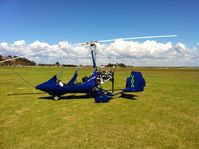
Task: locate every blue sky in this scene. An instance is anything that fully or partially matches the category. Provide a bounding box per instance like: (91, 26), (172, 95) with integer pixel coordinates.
(0, 0), (199, 66)
(0, 0), (199, 46)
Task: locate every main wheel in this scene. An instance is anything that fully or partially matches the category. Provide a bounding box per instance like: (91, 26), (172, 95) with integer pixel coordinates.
(53, 96), (60, 100)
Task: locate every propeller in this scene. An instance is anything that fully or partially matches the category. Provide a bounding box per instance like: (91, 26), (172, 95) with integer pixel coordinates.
(0, 34), (177, 64)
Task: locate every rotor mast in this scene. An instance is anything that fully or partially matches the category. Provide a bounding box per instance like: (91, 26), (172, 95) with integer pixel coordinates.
(89, 41), (97, 69)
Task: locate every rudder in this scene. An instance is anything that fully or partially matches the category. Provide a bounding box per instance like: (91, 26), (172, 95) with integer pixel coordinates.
(123, 71), (146, 92)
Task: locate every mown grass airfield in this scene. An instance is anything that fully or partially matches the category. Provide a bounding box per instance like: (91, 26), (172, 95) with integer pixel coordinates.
(0, 66), (198, 148)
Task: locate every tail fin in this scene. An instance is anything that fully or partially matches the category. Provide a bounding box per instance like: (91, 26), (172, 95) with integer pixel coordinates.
(123, 71), (146, 92)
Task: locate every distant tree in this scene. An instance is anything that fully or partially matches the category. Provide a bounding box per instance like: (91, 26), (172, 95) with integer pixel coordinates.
(55, 61), (60, 66)
(118, 63), (126, 67)
(106, 63), (126, 67)
(62, 64), (77, 67)
(38, 63), (53, 66)
(0, 55), (36, 66)
(0, 55), (2, 61)
(106, 63), (115, 67)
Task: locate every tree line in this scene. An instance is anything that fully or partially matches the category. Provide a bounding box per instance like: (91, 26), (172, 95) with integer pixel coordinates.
(0, 55), (127, 67)
(0, 55), (36, 66)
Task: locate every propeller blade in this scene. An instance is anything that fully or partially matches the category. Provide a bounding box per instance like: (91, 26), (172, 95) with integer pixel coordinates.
(98, 34), (177, 43)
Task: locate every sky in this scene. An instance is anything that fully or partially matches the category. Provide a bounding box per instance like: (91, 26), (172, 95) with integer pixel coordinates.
(0, 0), (199, 66)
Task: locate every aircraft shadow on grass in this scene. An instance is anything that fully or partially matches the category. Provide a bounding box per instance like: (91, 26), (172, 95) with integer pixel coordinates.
(38, 92), (138, 101)
(38, 94), (90, 100)
(119, 93), (138, 100)
(7, 92), (45, 96)
(6, 90), (138, 101)
(107, 89), (138, 100)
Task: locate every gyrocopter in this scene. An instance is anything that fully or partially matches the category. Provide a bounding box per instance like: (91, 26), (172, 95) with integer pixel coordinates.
(0, 35), (177, 103)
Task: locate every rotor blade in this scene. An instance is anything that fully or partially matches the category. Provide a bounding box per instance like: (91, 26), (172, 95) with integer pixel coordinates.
(0, 49), (55, 64)
(98, 34), (177, 43)
(71, 34), (177, 47)
(71, 42), (87, 47)
(0, 42), (87, 64)
(0, 41), (87, 64)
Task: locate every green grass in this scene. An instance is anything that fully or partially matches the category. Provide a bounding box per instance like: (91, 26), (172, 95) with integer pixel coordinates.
(0, 67), (199, 149)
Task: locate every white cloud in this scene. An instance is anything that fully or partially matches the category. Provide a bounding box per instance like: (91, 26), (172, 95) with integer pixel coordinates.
(13, 40), (26, 46)
(0, 40), (199, 66)
(0, 42), (8, 47)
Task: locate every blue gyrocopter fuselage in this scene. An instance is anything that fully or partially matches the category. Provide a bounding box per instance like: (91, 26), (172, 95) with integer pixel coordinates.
(36, 70), (98, 97)
(35, 47), (146, 102)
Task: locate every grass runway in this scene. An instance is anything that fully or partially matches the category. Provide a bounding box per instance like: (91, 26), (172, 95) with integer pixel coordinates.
(0, 67), (199, 149)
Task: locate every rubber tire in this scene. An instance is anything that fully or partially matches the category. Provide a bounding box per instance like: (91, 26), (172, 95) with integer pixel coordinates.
(53, 96), (60, 100)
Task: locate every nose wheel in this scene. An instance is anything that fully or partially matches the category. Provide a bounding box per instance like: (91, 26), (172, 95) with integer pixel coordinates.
(53, 95), (60, 100)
